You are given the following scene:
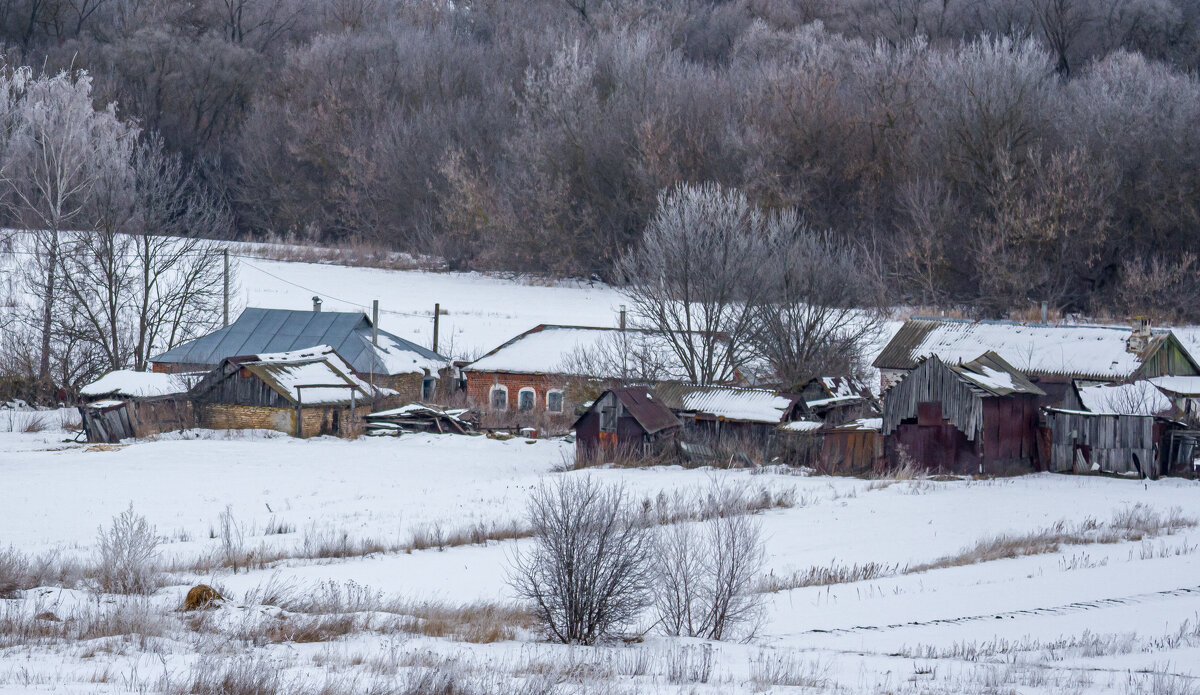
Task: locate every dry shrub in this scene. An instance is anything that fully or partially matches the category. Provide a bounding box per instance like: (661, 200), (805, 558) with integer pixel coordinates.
(301, 524), (390, 559)
(5, 410), (48, 433)
(0, 547), (26, 598)
(95, 504), (161, 595)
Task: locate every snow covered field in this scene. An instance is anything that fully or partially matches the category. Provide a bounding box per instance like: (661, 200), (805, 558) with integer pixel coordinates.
(3, 419), (1200, 694)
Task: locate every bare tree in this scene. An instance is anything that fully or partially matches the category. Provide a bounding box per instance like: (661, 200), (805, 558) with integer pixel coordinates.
(652, 512), (765, 641)
(508, 476), (654, 644)
(617, 183), (767, 386)
(749, 210), (886, 389)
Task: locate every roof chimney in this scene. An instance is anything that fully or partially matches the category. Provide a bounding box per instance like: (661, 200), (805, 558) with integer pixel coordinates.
(312, 296), (322, 313)
(1128, 317), (1151, 354)
(619, 304), (627, 331)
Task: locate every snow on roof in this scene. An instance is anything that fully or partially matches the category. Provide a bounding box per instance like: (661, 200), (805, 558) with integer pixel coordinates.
(875, 318), (1176, 380)
(1149, 375), (1200, 396)
(240, 346), (393, 405)
(466, 325), (726, 381)
(680, 387), (796, 423)
(81, 370), (189, 399)
(781, 420), (823, 432)
(1076, 381), (1173, 416)
(842, 417), (882, 431)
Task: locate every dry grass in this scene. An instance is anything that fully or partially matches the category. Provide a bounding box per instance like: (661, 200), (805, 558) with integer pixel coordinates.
(4, 410), (48, 433)
(749, 651), (829, 689)
(756, 561), (902, 593)
(0, 597), (169, 649)
(909, 504), (1195, 574)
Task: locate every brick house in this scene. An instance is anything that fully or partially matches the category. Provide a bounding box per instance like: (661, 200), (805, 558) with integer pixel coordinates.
(462, 324), (739, 419)
(151, 307), (453, 403)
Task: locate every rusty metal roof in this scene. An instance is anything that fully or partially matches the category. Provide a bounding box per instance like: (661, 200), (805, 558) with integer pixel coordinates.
(611, 387), (682, 435)
(952, 351), (1046, 397)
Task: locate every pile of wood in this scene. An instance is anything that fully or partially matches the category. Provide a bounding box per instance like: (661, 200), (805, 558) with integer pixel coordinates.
(364, 404), (476, 436)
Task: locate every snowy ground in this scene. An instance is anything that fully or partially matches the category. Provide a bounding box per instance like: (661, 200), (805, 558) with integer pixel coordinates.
(3, 418), (1200, 694)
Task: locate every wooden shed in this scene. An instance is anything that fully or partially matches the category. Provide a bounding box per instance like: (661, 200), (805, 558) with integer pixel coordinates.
(572, 387), (682, 460)
(78, 370), (195, 443)
(189, 345), (393, 438)
(1044, 380), (1181, 478)
(882, 352), (1046, 475)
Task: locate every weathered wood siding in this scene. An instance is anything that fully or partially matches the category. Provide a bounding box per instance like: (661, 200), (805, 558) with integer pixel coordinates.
(80, 398), (194, 443)
(1045, 410), (1155, 476)
(193, 364), (292, 408)
(978, 394), (1041, 473)
(817, 428), (883, 475)
(883, 357), (983, 440)
(1139, 340), (1198, 378)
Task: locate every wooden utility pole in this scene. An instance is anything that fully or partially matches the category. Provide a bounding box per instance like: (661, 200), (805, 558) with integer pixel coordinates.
(223, 248), (230, 327)
(433, 303), (440, 353)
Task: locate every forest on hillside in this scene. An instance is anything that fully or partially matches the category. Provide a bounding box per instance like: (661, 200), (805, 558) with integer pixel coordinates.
(2, 0), (1200, 319)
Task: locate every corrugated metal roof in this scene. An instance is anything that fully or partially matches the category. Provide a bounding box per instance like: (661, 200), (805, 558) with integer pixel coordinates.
(873, 317), (1174, 380)
(652, 383), (801, 423)
(151, 308), (448, 376)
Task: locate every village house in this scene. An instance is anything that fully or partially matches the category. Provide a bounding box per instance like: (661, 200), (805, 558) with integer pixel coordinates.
(188, 345), (395, 438)
(797, 376), (880, 423)
(78, 370), (195, 443)
(151, 306), (452, 403)
(881, 352), (1046, 475)
(572, 387), (682, 460)
(873, 317), (1200, 405)
(462, 324), (739, 418)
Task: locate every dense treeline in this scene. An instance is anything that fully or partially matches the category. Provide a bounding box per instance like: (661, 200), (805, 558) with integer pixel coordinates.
(4, 0), (1200, 318)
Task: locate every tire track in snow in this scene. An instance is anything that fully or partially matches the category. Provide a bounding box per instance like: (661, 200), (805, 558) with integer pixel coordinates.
(805, 585), (1200, 635)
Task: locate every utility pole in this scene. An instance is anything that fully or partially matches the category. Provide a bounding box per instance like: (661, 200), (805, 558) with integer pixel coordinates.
(222, 248), (230, 327)
(433, 303), (440, 353)
(372, 300), (379, 346)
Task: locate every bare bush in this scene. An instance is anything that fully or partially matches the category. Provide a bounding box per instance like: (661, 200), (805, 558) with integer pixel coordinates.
(0, 548), (26, 598)
(749, 651), (830, 688)
(95, 504), (160, 595)
(508, 476), (654, 644)
(218, 506), (250, 572)
(652, 514), (766, 640)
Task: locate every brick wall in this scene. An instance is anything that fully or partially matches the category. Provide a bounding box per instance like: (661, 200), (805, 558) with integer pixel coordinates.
(463, 371), (590, 415)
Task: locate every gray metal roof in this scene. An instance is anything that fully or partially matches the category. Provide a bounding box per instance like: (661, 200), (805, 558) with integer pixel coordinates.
(151, 308), (448, 376)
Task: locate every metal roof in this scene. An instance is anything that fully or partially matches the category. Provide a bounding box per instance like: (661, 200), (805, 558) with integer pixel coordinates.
(151, 308), (448, 376)
(611, 387), (682, 435)
(951, 351), (1046, 397)
(652, 383), (803, 424)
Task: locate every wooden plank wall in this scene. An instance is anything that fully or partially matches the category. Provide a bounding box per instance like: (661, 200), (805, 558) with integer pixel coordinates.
(1046, 410), (1154, 476)
(883, 357), (983, 441)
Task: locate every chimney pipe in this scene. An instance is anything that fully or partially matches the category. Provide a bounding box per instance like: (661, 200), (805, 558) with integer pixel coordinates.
(312, 296), (322, 312)
(619, 305), (627, 331)
(1040, 301), (1048, 325)
(372, 300), (379, 346)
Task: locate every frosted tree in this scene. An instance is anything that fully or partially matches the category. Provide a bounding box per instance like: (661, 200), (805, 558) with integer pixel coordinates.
(0, 68), (136, 391)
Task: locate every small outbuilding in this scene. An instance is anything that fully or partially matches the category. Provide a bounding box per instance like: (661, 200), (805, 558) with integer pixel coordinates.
(882, 351), (1046, 475)
(1045, 380), (1179, 478)
(572, 387), (682, 460)
(189, 345), (394, 438)
(78, 370), (195, 443)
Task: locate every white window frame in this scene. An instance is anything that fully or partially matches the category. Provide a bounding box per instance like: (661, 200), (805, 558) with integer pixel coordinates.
(518, 387), (536, 412)
(546, 389), (564, 413)
(490, 384), (508, 410)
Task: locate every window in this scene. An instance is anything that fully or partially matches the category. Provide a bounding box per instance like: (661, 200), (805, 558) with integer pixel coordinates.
(421, 377), (436, 401)
(518, 387), (536, 411)
(490, 385), (508, 410)
(547, 390), (563, 413)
